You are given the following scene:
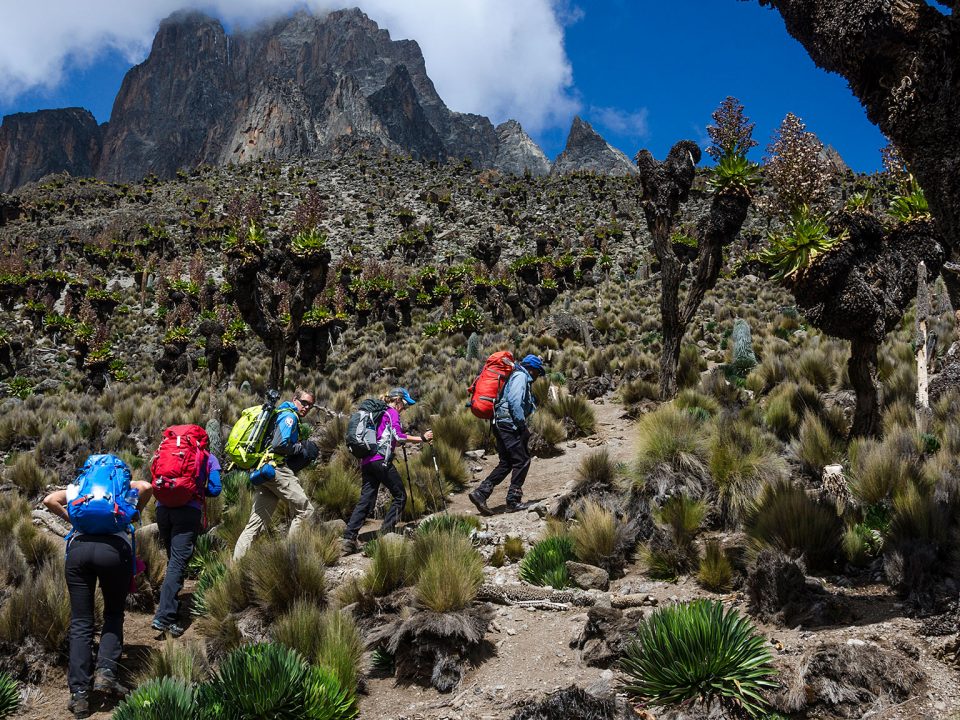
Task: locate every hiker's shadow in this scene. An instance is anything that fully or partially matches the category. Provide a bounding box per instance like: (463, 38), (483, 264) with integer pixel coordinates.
(488, 496), (547, 515)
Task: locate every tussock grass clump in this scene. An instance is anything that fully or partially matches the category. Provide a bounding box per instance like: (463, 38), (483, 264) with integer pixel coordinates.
(308, 455), (361, 520)
(644, 494), (705, 580)
(0, 494), (30, 537)
(294, 520), (343, 566)
(762, 392), (799, 440)
(848, 437), (910, 506)
(545, 393), (597, 437)
(245, 534), (327, 617)
(0, 543), (28, 588)
(138, 639), (209, 684)
(201, 643), (355, 720)
(620, 379), (659, 406)
(415, 532), (484, 612)
(194, 563), (245, 655)
(529, 411), (566, 447)
(635, 404), (708, 476)
(745, 482), (842, 572)
(569, 501), (619, 570)
(416, 513), (479, 537)
(136, 527), (168, 589)
(0, 560), (70, 652)
(620, 599), (776, 718)
(503, 535), (525, 561)
(16, 521), (60, 568)
(430, 410), (485, 453)
(272, 602), (363, 698)
(795, 412), (842, 476)
(112, 677), (196, 720)
(426, 440), (469, 490)
(708, 420), (786, 527)
(5, 452), (50, 497)
(674, 389), (721, 419)
(519, 535), (575, 589)
(489, 546), (506, 567)
(318, 415), (350, 457)
(697, 539), (733, 592)
(573, 448), (617, 495)
(677, 344), (706, 389)
(362, 535), (413, 597)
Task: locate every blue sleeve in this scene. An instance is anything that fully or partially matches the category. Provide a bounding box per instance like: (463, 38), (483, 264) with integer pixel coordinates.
(270, 411), (300, 455)
(205, 455), (222, 497)
(505, 373), (527, 426)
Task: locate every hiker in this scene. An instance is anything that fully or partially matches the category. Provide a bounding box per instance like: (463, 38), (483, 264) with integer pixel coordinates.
(149, 425), (223, 638)
(43, 456), (152, 719)
(342, 388), (433, 553)
(469, 354), (545, 515)
(232, 388), (317, 560)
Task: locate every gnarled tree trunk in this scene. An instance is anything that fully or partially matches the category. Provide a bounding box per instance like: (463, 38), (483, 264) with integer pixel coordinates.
(848, 338), (880, 438)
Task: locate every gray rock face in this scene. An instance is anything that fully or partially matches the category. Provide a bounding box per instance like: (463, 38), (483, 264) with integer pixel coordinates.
(495, 120), (551, 176)
(0, 108), (102, 191)
(551, 117), (638, 176)
(566, 561), (610, 590)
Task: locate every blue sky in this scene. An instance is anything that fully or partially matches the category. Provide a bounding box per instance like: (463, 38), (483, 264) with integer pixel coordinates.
(0, 1), (889, 171)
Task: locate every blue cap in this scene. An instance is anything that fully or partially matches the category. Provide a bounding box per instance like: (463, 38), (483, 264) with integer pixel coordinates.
(389, 387), (417, 405)
(521, 354), (545, 373)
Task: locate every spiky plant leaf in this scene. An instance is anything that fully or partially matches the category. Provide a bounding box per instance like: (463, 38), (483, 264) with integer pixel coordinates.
(518, 536), (575, 589)
(620, 600), (776, 718)
(0, 672), (19, 720)
(760, 205), (844, 282)
(112, 676), (196, 720)
(707, 153), (761, 196)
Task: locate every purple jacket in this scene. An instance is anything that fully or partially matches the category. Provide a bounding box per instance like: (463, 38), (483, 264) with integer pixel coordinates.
(360, 407), (407, 467)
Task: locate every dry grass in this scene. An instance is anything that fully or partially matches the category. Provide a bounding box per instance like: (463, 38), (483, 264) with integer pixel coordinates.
(635, 404), (708, 476)
(415, 531), (484, 612)
(245, 534), (327, 617)
(138, 639), (209, 684)
(708, 419), (786, 527)
(569, 500), (618, 570)
(697, 539), (733, 592)
(503, 535), (525, 561)
(5, 452), (51, 498)
(0, 559), (71, 652)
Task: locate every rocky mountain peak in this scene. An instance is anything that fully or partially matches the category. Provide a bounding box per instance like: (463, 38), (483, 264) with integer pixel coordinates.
(495, 120), (551, 176)
(0, 108), (102, 191)
(551, 116), (637, 176)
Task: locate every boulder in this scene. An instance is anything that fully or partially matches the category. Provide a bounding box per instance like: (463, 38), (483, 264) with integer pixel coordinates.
(570, 605), (644, 668)
(566, 561), (610, 591)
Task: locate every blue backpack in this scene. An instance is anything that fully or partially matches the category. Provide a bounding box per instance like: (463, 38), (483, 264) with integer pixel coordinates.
(67, 454), (138, 535)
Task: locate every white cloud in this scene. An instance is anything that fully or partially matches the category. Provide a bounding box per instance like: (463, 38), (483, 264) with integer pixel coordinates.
(0, 0), (580, 132)
(590, 106), (650, 140)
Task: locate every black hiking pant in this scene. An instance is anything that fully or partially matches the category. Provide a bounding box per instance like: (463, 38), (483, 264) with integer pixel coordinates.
(475, 424), (531, 506)
(65, 535), (132, 693)
(344, 461), (406, 540)
(154, 505), (203, 627)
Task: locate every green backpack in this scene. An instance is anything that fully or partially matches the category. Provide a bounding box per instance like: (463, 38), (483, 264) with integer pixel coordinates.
(224, 405), (275, 470)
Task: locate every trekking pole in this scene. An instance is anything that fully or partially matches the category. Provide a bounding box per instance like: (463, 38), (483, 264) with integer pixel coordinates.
(430, 448), (447, 514)
(400, 445), (414, 520)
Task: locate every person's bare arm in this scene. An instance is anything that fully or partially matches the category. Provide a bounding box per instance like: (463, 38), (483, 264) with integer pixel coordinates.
(43, 489), (69, 523)
(131, 480), (153, 512)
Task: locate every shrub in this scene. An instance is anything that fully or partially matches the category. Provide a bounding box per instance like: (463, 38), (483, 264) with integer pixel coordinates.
(545, 393), (597, 437)
(644, 494), (706, 580)
(795, 412), (841, 476)
(273, 603), (363, 698)
(489, 546), (506, 567)
(842, 524), (881, 567)
(0, 672), (18, 720)
(745, 482), (842, 572)
(519, 536), (575, 589)
(201, 643), (355, 720)
(697, 540), (733, 592)
(708, 420), (786, 527)
(138, 639), (208, 684)
(112, 677), (196, 720)
(620, 379), (659, 406)
(569, 501), (618, 570)
(415, 532), (484, 612)
(503, 535), (525, 561)
(635, 405), (708, 476)
(5, 452), (50, 497)
(620, 599), (776, 718)
(245, 535), (327, 616)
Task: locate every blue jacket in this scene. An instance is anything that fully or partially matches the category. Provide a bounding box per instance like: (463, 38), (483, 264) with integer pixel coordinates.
(270, 401), (301, 457)
(494, 365), (536, 430)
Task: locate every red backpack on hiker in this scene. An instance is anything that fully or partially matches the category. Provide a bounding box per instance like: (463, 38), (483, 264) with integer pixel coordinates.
(467, 351), (515, 420)
(150, 425), (209, 507)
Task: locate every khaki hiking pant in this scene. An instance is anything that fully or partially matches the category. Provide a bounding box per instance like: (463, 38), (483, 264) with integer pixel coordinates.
(232, 463), (314, 561)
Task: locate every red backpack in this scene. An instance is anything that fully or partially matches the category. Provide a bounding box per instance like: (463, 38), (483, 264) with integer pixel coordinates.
(150, 425), (209, 507)
(467, 350), (515, 420)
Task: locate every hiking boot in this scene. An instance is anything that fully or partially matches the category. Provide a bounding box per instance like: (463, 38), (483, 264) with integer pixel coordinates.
(505, 500), (527, 513)
(341, 537), (360, 555)
(93, 669), (129, 697)
(151, 618), (186, 638)
(468, 491), (493, 516)
(68, 690), (90, 719)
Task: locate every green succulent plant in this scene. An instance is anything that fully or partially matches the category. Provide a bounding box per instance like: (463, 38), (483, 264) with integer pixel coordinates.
(518, 535), (575, 589)
(707, 153), (761, 196)
(111, 677), (196, 720)
(888, 176), (931, 223)
(760, 205), (845, 282)
(0, 672), (19, 720)
(620, 599), (776, 718)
